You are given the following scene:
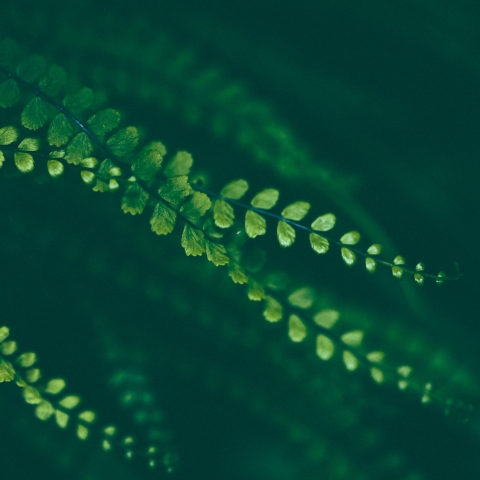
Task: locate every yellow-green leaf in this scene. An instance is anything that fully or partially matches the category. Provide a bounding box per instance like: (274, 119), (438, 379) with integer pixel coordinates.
(277, 220), (295, 247)
(35, 401), (54, 420)
(367, 244), (382, 255)
(55, 410), (69, 428)
(38, 64), (67, 97)
(106, 126), (139, 157)
(206, 241), (229, 266)
(0, 79), (21, 107)
(214, 199), (235, 228)
(340, 231), (360, 245)
(77, 424), (89, 440)
(263, 296), (283, 322)
(392, 266), (404, 280)
(365, 257), (376, 273)
(121, 183), (149, 215)
(65, 132), (93, 165)
(313, 309), (339, 329)
(414, 273), (425, 286)
(181, 191), (212, 220)
(59, 395), (81, 409)
(311, 213), (335, 232)
(343, 350), (359, 371)
(281, 201), (310, 221)
(81, 170), (95, 184)
(316, 335), (335, 360)
(159, 176), (192, 206)
(341, 330), (364, 347)
(0, 359), (15, 382)
(86, 108), (121, 135)
(309, 233), (329, 254)
(47, 160), (64, 178)
(21, 97), (50, 130)
(371, 368), (385, 384)
(164, 151), (193, 176)
(181, 225), (205, 256)
(0, 125), (19, 145)
(366, 351), (385, 363)
(63, 87), (93, 114)
(247, 280), (265, 301)
(45, 378), (66, 394)
(0, 326), (9, 342)
(341, 247), (356, 266)
(150, 201), (177, 235)
(23, 386), (42, 404)
(245, 210), (266, 238)
(394, 255), (406, 265)
(18, 138), (40, 151)
(14, 152), (34, 173)
(131, 141), (165, 181)
(16, 352), (37, 367)
(288, 287), (314, 309)
(228, 263), (248, 284)
(220, 179), (249, 199)
(48, 113), (74, 147)
(78, 410), (96, 423)
(251, 188), (279, 210)
(288, 314), (307, 342)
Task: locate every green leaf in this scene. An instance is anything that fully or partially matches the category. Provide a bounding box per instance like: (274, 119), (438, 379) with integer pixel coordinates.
(59, 395), (81, 409)
(247, 280), (265, 301)
(38, 64), (67, 97)
(220, 179), (249, 199)
(159, 176), (192, 206)
(150, 202), (177, 235)
(206, 241), (229, 266)
(340, 231), (361, 245)
(181, 224), (205, 256)
(277, 220), (295, 247)
(316, 335), (335, 360)
(0, 126), (19, 145)
(288, 314), (307, 342)
(367, 244), (382, 255)
(180, 191), (211, 220)
(313, 309), (339, 329)
(309, 233), (329, 254)
(365, 257), (376, 273)
(341, 247), (356, 266)
(281, 201), (310, 221)
(245, 210), (266, 238)
(311, 213), (336, 232)
(47, 159), (64, 178)
(251, 188), (279, 209)
(341, 330), (364, 347)
(288, 287), (314, 309)
(131, 141), (165, 181)
(64, 132), (93, 165)
(164, 151), (193, 177)
(0, 151), (4, 168)
(18, 138), (40, 151)
(121, 183), (149, 215)
(48, 113), (74, 146)
(214, 199), (235, 228)
(14, 152), (34, 173)
(263, 296), (283, 322)
(16, 54), (46, 83)
(21, 97), (50, 130)
(228, 263), (248, 284)
(0, 79), (21, 107)
(343, 351), (359, 371)
(86, 108), (121, 135)
(106, 126), (139, 157)
(63, 87), (93, 114)
(45, 378), (66, 394)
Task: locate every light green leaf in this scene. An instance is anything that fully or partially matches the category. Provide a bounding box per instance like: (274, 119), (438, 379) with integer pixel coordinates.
(38, 64), (67, 97)
(392, 266), (404, 280)
(64, 132), (93, 165)
(341, 248), (356, 266)
(371, 368), (385, 384)
(55, 410), (69, 428)
(313, 309), (339, 329)
(414, 273), (425, 286)
(214, 199), (235, 228)
(311, 213), (336, 231)
(0, 359), (15, 382)
(181, 224), (205, 256)
(343, 351), (359, 371)
(16, 54), (46, 83)
(263, 296), (283, 322)
(367, 244), (382, 255)
(341, 330), (364, 347)
(394, 255), (406, 265)
(365, 257), (376, 273)
(340, 231), (360, 245)
(0, 79), (21, 107)
(309, 233), (329, 254)
(366, 351), (385, 363)
(47, 160), (64, 178)
(35, 401), (54, 421)
(106, 126), (139, 157)
(277, 220), (295, 247)
(245, 210), (266, 238)
(0, 151), (4, 168)
(86, 108), (121, 135)
(288, 287), (314, 309)
(0, 126), (19, 145)
(220, 179), (249, 199)
(63, 87), (93, 114)
(159, 176), (192, 206)
(21, 97), (50, 130)
(251, 188), (279, 210)
(18, 138), (40, 151)
(59, 395), (81, 409)
(121, 183), (149, 215)
(288, 314), (307, 342)
(45, 378), (66, 394)
(14, 152), (34, 173)
(164, 151), (193, 176)
(247, 280), (265, 301)
(281, 201), (310, 221)
(316, 335), (335, 360)
(131, 141), (165, 181)
(81, 170), (95, 185)
(228, 263), (248, 284)
(48, 113), (74, 147)
(206, 241), (229, 266)
(0, 326), (10, 342)
(181, 191), (211, 220)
